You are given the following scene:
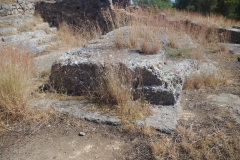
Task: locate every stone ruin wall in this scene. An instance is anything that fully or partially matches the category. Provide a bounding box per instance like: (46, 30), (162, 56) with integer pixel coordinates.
(35, 0), (131, 33)
(1, 0), (240, 44)
(159, 14), (240, 44)
(0, 0), (35, 16)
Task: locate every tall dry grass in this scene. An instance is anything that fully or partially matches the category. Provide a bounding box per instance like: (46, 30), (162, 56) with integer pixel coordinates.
(162, 8), (240, 28)
(57, 22), (101, 49)
(0, 44), (57, 134)
(184, 72), (229, 90)
(113, 26), (163, 54)
(151, 125), (240, 160)
(113, 7), (227, 57)
(0, 45), (34, 122)
(86, 58), (149, 130)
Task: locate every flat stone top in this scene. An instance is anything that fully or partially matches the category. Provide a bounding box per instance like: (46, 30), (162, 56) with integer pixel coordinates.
(57, 47), (165, 71)
(30, 98), (178, 133)
(56, 26), (167, 72)
(55, 26), (215, 79)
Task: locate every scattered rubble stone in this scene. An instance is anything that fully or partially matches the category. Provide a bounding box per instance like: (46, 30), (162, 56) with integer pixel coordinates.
(79, 132), (86, 136)
(0, 0), (35, 17)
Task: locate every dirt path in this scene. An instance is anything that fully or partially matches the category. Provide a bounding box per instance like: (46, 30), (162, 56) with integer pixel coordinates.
(0, 119), (154, 160)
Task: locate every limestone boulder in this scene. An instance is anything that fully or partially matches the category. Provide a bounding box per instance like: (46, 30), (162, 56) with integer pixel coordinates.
(50, 27), (215, 106)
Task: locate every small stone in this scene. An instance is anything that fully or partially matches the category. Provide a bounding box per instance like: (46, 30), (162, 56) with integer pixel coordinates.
(52, 156), (57, 159)
(79, 132), (85, 136)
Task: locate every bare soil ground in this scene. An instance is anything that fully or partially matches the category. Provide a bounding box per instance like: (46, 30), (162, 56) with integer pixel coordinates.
(0, 49), (240, 159)
(0, 117), (154, 160)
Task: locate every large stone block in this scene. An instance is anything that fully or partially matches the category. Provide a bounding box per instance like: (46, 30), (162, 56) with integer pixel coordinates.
(35, 0), (132, 33)
(49, 26), (216, 106)
(50, 45), (182, 106)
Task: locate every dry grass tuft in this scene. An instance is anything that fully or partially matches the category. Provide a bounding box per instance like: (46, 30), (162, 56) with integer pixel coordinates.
(57, 22), (101, 49)
(57, 22), (86, 48)
(162, 8), (240, 28)
(0, 44), (34, 123)
(18, 14), (44, 32)
(0, 0), (14, 4)
(205, 43), (230, 54)
(128, 30), (138, 48)
(151, 125), (240, 160)
(114, 30), (128, 49)
(112, 7), (228, 57)
(167, 40), (178, 48)
(0, 44), (56, 134)
(219, 44), (230, 54)
(87, 61), (150, 129)
(151, 135), (177, 159)
(113, 26), (162, 54)
(141, 124), (153, 137)
(184, 73), (228, 90)
(140, 40), (161, 55)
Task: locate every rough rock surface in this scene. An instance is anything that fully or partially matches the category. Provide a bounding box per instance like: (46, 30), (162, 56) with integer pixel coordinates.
(46, 26), (216, 132)
(225, 43), (240, 55)
(0, 0), (35, 17)
(50, 27), (215, 106)
(30, 98), (179, 133)
(0, 15), (58, 54)
(49, 30), (182, 105)
(0, 28), (17, 36)
(35, 0), (131, 32)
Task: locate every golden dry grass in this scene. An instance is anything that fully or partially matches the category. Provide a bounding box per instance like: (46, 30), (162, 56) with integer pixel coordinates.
(114, 30), (127, 49)
(86, 59), (150, 129)
(18, 14), (44, 32)
(162, 8), (240, 28)
(113, 7), (228, 57)
(57, 22), (101, 49)
(141, 124), (154, 137)
(0, 0), (14, 4)
(0, 44), (34, 122)
(57, 22), (86, 48)
(0, 44), (57, 134)
(151, 125), (240, 160)
(114, 26), (163, 54)
(184, 73), (229, 90)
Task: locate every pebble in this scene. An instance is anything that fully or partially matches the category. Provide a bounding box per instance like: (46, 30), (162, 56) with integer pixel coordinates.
(79, 132), (86, 136)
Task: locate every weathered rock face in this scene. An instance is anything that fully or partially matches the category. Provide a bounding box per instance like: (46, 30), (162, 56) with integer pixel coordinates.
(0, 0), (35, 17)
(35, 0), (131, 33)
(49, 27), (215, 106)
(50, 47), (181, 105)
